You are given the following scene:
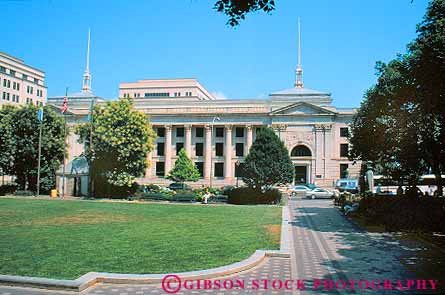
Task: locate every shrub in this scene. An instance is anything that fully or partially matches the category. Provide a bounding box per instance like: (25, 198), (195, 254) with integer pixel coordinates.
(0, 184), (17, 196)
(14, 190), (34, 197)
(227, 187), (281, 205)
(172, 189), (196, 202)
(356, 195), (445, 232)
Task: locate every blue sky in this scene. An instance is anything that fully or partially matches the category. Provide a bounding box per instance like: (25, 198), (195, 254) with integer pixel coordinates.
(1, 0), (429, 107)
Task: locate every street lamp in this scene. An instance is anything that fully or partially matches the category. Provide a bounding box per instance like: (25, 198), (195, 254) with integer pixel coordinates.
(209, 116), (220, 188)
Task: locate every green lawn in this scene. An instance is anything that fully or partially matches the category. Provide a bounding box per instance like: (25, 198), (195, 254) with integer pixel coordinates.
(0, 198), (281, 279)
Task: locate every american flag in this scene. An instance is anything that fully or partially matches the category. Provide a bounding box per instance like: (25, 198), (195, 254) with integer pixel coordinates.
(61, 96), (68, 114)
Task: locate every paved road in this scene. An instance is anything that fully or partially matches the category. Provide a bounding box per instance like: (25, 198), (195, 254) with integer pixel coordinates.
(1, 199), (442, 295)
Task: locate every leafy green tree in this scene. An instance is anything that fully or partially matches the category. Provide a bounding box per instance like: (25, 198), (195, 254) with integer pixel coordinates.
(242, 127), (294, 190)
(167, 148), (200, 183)
(0, 105), (66, 191)
(76, 98), (156, 193)
(0, 106), (15, 178)
(407, 0), (445, 195)
(214, 0), (275, 26)
(350, 0), (444, 194)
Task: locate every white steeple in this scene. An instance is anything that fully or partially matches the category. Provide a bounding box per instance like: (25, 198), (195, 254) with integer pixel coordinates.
(82, 28), (92, 93)
(294, 17), (304, 88)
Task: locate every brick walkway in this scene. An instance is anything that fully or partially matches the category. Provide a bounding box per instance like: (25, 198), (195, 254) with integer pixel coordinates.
(1, 199), (443, 294)
(288, 199), (436, 295)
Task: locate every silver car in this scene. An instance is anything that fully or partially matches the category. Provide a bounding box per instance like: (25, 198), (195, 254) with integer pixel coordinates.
(306, 188), (334, 199)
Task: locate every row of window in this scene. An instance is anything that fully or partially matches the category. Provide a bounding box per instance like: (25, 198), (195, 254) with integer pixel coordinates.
(155, 161), (245, 178)
(1, 92), (41, 105)
(156, 142), (246, 157)
(2, 92), (18, 102)
(156, 126), (247, 138)
(2, 79), (44, 98)
(1, 67), (41, 84)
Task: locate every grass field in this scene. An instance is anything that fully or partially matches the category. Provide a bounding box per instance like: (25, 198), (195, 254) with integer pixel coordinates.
(0, 198), (281, 279)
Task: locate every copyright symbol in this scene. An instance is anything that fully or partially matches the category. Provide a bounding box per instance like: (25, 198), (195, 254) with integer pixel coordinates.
(162, 274), (181, 294)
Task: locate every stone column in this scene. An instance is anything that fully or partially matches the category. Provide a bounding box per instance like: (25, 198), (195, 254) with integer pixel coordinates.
(246, 125), (253, 152)
(185, 125), (192, 157)
(145, 151), (153, 178)
(204, 125), (212, 180)
(165, 125), (172, 175)
(224, 125), (233, 181)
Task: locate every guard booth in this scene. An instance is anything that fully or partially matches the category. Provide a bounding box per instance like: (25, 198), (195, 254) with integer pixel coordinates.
(56, 155), (89, 197)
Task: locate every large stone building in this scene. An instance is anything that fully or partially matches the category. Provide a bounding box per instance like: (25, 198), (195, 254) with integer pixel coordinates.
(49, 29), (360, 196)
(0, 52), (46, 107)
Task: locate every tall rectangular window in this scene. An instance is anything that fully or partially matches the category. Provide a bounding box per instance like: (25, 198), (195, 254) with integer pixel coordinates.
(195, 143), (204, 156)
(340, 127), (349, 137)
(215, 127), (224, 138)
(157, 142), (165, 156)
(340, 164), (349, 179)
(195, 162), (204, 177)
(235, 127), (244, 138)
(176, 127), (184, 137)
(157, 127), (165, 137)
(156, 162), (165, 177)
(214, 163), (224, 177)
(215, 142), (224, 156)
(340, 144), (349, 158)
(176, 142), (184, 155)
(195, 127), (204, 138)
(236, 143), (244, 157)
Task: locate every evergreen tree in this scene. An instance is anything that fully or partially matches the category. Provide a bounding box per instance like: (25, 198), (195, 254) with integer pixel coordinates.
(242, 127), (294, 190)
(167, 148), (200, 183)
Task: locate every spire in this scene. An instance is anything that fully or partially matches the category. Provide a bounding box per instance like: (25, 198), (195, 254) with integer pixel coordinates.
(294, 17), (304, 88)
(82, 28), (92, 93)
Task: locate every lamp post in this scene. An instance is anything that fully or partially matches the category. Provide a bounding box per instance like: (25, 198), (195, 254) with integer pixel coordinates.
(209, 116), (220, 188)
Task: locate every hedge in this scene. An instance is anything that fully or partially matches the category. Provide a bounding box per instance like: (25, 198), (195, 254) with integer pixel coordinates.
(227, 187), (281, 205)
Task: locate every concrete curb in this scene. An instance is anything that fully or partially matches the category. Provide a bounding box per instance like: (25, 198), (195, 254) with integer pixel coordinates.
(0, 250), (290, 292)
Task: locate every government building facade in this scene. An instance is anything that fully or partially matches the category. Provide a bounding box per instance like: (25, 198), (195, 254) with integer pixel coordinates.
(48, 30), (360, 195)
(49, 75), (359, 194)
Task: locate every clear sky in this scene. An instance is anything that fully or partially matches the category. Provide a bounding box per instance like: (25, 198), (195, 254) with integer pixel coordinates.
(1, 0), (429, 107)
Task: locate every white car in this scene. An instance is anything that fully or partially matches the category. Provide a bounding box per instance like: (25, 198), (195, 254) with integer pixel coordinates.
(290, 185), (314, 197)
(306, 188), (335, 199)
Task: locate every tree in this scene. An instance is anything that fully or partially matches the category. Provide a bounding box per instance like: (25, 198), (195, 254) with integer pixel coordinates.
(407, 0), (445, 195)
(76, 98), (156, 194)
(0, 105), (66, 191)
(167, 148), (200, 183)
(242, 127), (294, 190)
(0, 106), (15, 178)
(350, 0), (445, 195)
(214, 0), (275, 26)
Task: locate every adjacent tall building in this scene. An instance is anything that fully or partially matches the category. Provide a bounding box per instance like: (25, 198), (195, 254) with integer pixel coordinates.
(0, 52), (46, 107)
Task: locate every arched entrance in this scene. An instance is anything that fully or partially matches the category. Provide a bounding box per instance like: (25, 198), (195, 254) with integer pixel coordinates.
(291, 145), (312, 184)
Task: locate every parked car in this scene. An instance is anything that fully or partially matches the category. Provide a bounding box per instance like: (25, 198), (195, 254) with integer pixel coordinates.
(335, 179), (359, 194)
(290, 185), (313, 197)
(168, 183), (192, 191)
(306, 188), (335, 199)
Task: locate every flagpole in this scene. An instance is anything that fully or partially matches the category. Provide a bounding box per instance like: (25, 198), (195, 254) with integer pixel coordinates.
(36, 109), (43, 197)
(61, 87), (68, 199)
